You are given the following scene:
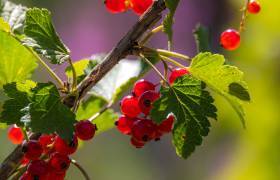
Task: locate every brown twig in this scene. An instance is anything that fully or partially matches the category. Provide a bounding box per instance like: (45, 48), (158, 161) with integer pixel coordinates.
(0, 1), (166, 179)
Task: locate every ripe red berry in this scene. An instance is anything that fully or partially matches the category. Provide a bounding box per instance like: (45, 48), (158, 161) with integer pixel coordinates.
(130, 137), (145, 148)
(105, 0), (128, 13)
(132, 119), (156, 142)
(220, 29), (241, 51)
(130, 0), (153, 15)
(54, 135), (78, 155)
(157, 115), (175, 134)
(39, 134), (55, 154)
(21, 156), (30, 165)
(247, 0), (261, 14)
(75, 120), (97, 141)
(27, 160), (49, 177)
(132, 79), (155, 97)
(22, 140), (43, 160)
(7, 125), (24, 145)
(115, 115), (137, 135)
(48, 152), (71, 173)
(169, 68), (190, 84)
(138, 90), (160, 115)
(120, 95), (141, 118)
(47, 170), (66, 180)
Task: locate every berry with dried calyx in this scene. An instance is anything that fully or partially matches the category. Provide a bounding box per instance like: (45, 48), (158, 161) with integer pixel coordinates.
(132, 79), (155, 97)
(54, 135), (78, 155)
(138, 90), (160, 115)
(115, 116), (137, 135)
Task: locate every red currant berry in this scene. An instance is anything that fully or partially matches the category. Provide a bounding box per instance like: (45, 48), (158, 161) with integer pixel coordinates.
(131, 0), (153, 15)
(169, 68), (190, 84)
(115, 115), (137, 135)
(247, 0), (261, 14)
(21, 156), (30, 166)
(47, 170), (66, 180)
(48, 152), (71, 173)
(130, 137), (145, 148)
(22, 140), (43, 160)
(132, 79), (155, 97)
(27, 160), (49, 177)
(138, 90), (160, 115)
(54, 135), (78, 155)
(20, 171), (33, 180)
(39, 134), (55, 154)
(75, 120), (97, 141)
(120, 95), (141, 118)
(157, 115), (175, 134)
(105, 0), (128, 13)
(220, 29), (241, 51)
(132, 119), (156, 142)
(7, 125), (24, 145)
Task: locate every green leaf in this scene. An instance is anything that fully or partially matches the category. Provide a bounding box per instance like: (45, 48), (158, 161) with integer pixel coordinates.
(0, 1), (27, 33)
(0, 123), (7, 129)
(24, 8), (70, 64)
(0, 80), (36, 126)
(151, 76), (217, 158)
(189, 52), (250, 127)
(193, 24), (211, 53)
(76, 96), (118, 135)
(29, 82), (76, 140)
(0, 30), (38, 89)
(163, 0), (180, 46)
(65, 59), (90, 78)
(0, 17), (10, 32)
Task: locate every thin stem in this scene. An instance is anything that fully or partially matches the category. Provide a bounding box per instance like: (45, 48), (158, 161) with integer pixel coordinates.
(239, 0), (250, 32)
(162, 60), (168, 87)
(71, 159), (91, 180)
(140, 25), (163, 45)
(12, 35), (65, 88)
(140, 53), (170, 86)
(11, 166), (26, 180)
(21, 127), (29, 141)
(89, 101), (113, 122)
(159, 55), (187, 69)
(156, 49), (191, 61)
(68, 58), (78, 91)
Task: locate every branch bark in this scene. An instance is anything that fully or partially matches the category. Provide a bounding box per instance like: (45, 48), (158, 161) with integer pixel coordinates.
(0, 0), (166, 179)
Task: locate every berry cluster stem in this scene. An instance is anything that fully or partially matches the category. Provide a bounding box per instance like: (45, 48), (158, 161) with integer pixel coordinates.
(159, 55), (187, 69)
(71, 159), (90, 180)
(156, 49), (191, 62)
(68, 57), (78, 91)
(239, 0), (250, 32)
(140, 25), (163, 45)
(89, 101), (113, 122)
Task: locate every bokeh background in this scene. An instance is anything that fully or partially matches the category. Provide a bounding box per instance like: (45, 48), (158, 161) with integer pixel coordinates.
(1, 0), (280, 179)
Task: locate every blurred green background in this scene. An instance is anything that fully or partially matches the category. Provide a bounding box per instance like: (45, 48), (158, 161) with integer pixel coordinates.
(1, 0), (280, 179)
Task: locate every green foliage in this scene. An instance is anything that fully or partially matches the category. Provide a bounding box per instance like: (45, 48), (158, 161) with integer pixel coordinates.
(0, 30), (38, 89)
(0, 81), (35, 126)
(190, 52), (250, 127)
(0, 17), (10, 32)
(163, 0), (180, 46)
(76, 96), (118, 135)
(28, 83), (76, 140)
(0, 1), (27, 33)
(151, 76), (217, 158)
(193, 24), (211, 52)
(24, 8), (70, 64)
(65, 59), (90, 78)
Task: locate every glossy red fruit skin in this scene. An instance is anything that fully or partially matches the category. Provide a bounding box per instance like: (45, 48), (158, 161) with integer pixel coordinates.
(115, 116), (137, 135)
(220, 29), (241, 51)
(158, 115), (175, 134)
(75, 120), (97, 141)
(7, 125), (24, 145)
(22, 140), (43, 160)
(130, 137), (145, 148)
(105, 0), (128, 13)
(27, 160), (49, 177)
(138, 90), (160, 115)
(47, 170), (66, 180)
(49, 152), (71, 174)
(247, 0), (261, 14)
(39, 134), (55, 154)
(54, 135), (78, 155)
(131, 0), (153, 15)
(120, 95), (141, 118)
(132, 119), (156, 142)
(21, 156), (30, 165)
(132, 79), (155, 97)
(169, 68), (190, 84)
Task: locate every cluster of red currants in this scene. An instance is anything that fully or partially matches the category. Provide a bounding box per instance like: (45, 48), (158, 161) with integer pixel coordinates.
(105, 0), (153, 15)
(115, 68), (190, 148)
(220, 0), (261, 51)
(8, 120), (97, 180)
